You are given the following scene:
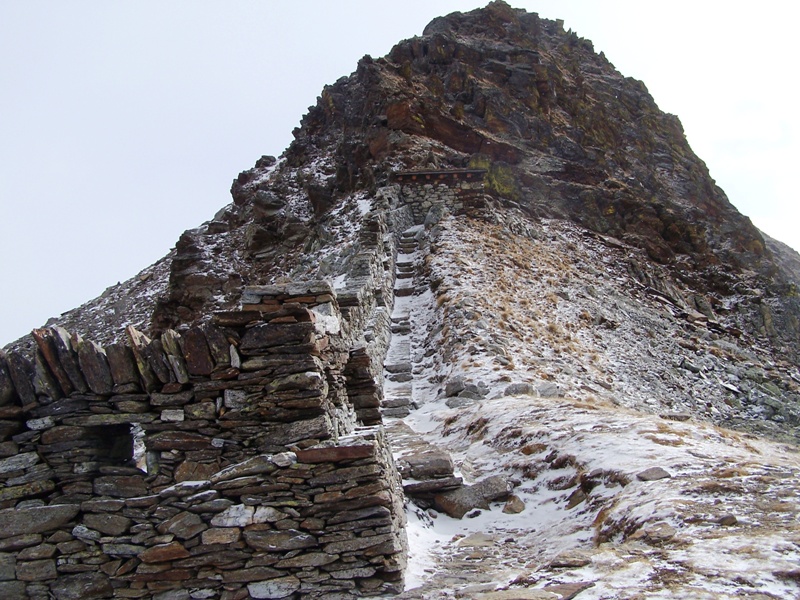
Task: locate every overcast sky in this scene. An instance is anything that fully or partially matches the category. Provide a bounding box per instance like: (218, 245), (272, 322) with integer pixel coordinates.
(1, 1), (797, 345)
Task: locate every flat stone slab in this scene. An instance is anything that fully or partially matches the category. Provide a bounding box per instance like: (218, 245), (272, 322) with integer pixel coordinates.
(403, 476), (463, 496)
(383, 407), (412, 418)
(385, 361), (412, 374)
(0, 505), (80, 539)
(395, 286), (415, 297)
(296, 444), (374, 463)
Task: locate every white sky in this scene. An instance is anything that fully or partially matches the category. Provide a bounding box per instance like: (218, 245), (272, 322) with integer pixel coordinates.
(1, 1), (797, 345)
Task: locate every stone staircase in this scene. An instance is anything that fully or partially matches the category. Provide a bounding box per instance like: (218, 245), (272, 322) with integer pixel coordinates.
(382, 226), (464, 502)
(381, 227), (423, 418)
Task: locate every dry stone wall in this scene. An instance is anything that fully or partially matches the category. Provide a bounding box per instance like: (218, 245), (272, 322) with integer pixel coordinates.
(391, 170), (487, 224)
(0, 282), (406, 599)
(0, 169), (491, 599)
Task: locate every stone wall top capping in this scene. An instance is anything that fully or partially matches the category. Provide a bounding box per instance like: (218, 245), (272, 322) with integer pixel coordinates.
(242, 280), (336, 304)
(391, 168), (487, 184)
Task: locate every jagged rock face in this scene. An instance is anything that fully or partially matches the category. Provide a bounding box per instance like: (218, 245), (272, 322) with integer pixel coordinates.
(6, 1), (800, 391)
(192, 0), (798, 358)
(288, 1), (765, 270)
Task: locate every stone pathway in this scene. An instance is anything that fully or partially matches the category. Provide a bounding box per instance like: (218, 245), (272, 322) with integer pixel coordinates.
(382, 226), (462, 497)
(382, 227), (422, 419)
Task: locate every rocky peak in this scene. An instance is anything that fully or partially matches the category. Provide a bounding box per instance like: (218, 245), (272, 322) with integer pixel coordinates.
(281, 1), (766, 270)
(185, 1), (799, 361)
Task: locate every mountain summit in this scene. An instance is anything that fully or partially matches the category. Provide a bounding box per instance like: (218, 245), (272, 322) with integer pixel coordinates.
(2, 3), (800, 598)
(160, 1), (800, 357)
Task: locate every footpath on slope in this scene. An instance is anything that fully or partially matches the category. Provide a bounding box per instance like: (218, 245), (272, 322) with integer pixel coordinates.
(383, 226), (462, 502)
(378, 221), (800, 600)
(381, 226), (558, 598)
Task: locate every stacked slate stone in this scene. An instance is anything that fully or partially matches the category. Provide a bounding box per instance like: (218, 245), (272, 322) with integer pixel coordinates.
(396, 177), (486, 223)
(343, 308), (391, 427)
(0, 282), (408, 599)
(335, 240), (392, 334)
(226, 282), (356, 449)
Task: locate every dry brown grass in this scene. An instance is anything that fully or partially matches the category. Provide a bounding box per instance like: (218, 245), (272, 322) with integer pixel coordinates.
(690, 480), (746, 495)
(642, 434), (685, 447)
(754, 499), (796, 513)
(711, 466), (749, 478)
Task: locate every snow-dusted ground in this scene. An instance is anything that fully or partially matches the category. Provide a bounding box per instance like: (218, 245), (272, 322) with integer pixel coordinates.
(400, 394), (800, 598)
(388, 213), (800, 598)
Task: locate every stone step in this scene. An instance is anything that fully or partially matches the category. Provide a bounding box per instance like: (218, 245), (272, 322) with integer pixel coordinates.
(396, 272), (414, 281)
(382, 407), (412, 418)
(395, 277), (414, 288)
(384, 361), (412, 374)
(388, 372), (413, 383)
(385, 338), (410, 354)
(386, 383), (413, 398)
(391, 323), (411, 334)
(384, 421), (462, 499)
(382, 395), (414, 409)
(395, 286), (415, 297)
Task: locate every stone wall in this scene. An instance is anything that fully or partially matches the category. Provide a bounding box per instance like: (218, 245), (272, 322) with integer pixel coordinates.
(0, 170), (494, 599)
(391, 170), (487, 225)
(0, 282), (406, 599)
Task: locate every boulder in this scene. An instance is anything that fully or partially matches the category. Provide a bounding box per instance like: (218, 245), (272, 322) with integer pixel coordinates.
(504, 382), (536, 396)
(637, 467), (672, 481)
(434, 475), (513, 518)
(502, 494), (526, 514)
(400, 449), (454, 480)
(445, 376), (466, 397)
